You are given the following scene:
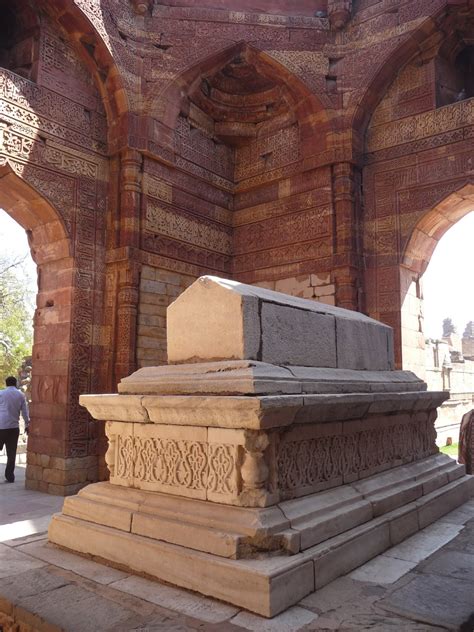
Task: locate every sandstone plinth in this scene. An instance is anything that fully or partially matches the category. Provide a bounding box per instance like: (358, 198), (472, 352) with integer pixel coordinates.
(49, 277), (474, 617)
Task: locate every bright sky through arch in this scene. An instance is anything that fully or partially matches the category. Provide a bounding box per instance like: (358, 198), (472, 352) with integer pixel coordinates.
(0, 209), (37, 296)
(422, 211), (474, 340)
(0, 207), (473, 342)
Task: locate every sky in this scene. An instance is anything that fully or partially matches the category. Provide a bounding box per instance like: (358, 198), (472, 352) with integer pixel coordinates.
(0, 210), (37, 297)
(0, 207), (473, 340)
(422, 211), (474, 339)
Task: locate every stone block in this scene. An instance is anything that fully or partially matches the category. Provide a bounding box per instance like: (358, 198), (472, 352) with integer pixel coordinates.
(261, 303), (336, 367)
(311, 273), (331, 286)
(48, 515), (314, 617)
(63, 496), (132, 532)
(140, 266), (156, 281)
(336, 317), (394, 370)
(140, 279), (166, 294)
(39, 454), (50, 468)
(313, 521), (391, 589)
(168, 277), (261, 364)
(313, 283), (335, 298)
(136, 325), (165, 338)
(274, 275), (310, 296)
(155, 270), (186, 286)
(417, 476), (474, 529)
(131, 512), (241, 558)
(388, 505), (419, 545)
(137, 335), (166, 349)
(167, 276), (393, 370)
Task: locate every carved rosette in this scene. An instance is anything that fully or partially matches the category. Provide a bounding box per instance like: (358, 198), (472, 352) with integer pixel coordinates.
(130, 0), (153, 15)
(328, 0), (352, 30)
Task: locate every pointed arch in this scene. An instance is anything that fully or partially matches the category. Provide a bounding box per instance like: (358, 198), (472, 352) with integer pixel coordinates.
(0, 161), (71, 265)
(38, 0), (129, 137)
(403, 183), (474, 275)
(147, 41), (333, 136)
(352, 16), (440, 138)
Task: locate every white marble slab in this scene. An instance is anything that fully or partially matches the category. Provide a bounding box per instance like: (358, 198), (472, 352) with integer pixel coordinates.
(18, 541), (129, 585)
(384, 522), (462, 564)
(349, 554), (417, 584)
(109, 575), (239, 623)
(230, 606), (318, 631)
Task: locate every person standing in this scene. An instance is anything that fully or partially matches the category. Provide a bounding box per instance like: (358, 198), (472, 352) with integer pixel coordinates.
(0, 376), (29, 483)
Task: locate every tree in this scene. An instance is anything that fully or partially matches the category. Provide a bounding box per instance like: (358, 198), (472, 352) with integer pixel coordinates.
(442, 317), (456, 337)
(464, 321), (474, 338)
(0, 252), (34, 383)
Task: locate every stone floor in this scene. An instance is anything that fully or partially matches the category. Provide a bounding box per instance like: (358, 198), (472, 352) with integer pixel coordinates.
(1, 459), (474, 632)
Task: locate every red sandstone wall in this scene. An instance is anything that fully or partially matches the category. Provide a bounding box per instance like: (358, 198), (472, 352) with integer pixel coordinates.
(1, 0), (473, 491)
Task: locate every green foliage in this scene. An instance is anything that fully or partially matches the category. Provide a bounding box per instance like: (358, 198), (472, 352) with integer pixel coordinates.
(0, 253), (34, 383)
(442, 317), (456, 337)
(439, 442), (458, 458)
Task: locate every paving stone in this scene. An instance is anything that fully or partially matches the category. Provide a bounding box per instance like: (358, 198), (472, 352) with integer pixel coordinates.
(2, 533), (48, 548)
(445, 526), (474, 555)
(417, 550), (474, 583)
(309, 612), (447, 631)
(110, 575), (239, 623)
(380, 574), (474, 628)
(18, 583), (150, 632)
(437, 503), (474, 525)
(300, 576), (374, 612)
(349, 554), (417, 584)
(0, 567), (69, 601)
(17, 541), (129, 584)
(0, 515), (53, 542)
(0, 543), (46, 578)
(230, 606), (318, 631)
(383, 522), (462, 564)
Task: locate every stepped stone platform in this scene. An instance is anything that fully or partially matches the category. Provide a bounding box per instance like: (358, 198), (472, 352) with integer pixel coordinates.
(49, 277), (474, 617)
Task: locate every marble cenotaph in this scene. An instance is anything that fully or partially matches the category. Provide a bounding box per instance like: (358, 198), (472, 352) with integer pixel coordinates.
(49, 277), (474, 617)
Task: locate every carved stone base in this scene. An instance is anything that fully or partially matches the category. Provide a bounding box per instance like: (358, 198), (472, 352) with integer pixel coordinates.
(49, 454), (474, 617)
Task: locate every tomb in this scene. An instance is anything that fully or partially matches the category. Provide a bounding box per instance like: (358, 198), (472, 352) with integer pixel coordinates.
(49, 276), (474, 617)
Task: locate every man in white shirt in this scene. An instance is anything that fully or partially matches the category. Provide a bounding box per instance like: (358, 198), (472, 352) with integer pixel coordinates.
(0, 376), (29, 483)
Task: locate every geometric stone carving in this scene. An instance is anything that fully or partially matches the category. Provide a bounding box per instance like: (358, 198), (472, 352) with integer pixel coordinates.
(49, 276), (474, 617)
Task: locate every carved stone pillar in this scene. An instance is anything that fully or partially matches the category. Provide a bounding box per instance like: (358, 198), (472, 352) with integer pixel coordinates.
(115, 260), (141, 382)
(332, 162), (361, 310)
(328, 0), (352, 30)
(111, 149), (143, 382)
(119, 149), (142, 249)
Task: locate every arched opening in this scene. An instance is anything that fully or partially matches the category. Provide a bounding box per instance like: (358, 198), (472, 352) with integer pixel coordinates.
(0, 0), (112, 493)
(399, 186), (474, 376)
(361, 4), (474, 369)
(402, 202), (474, 447)
(0, 163), (74, 486)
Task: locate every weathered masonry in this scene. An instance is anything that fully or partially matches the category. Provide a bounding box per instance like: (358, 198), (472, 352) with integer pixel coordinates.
(0, 0), (473, 492)
(49, 277), (474, 617)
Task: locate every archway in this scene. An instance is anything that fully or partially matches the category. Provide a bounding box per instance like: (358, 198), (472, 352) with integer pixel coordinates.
(400, 185), (474, 376)
(0, 0), (111, 493)
(361, 1), (474, 368)
(0, 162), (74, 489)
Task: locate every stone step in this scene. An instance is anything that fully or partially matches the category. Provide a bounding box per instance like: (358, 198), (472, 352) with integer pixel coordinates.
(49, 473), (474, 617)
(60, 454), (467, 559)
